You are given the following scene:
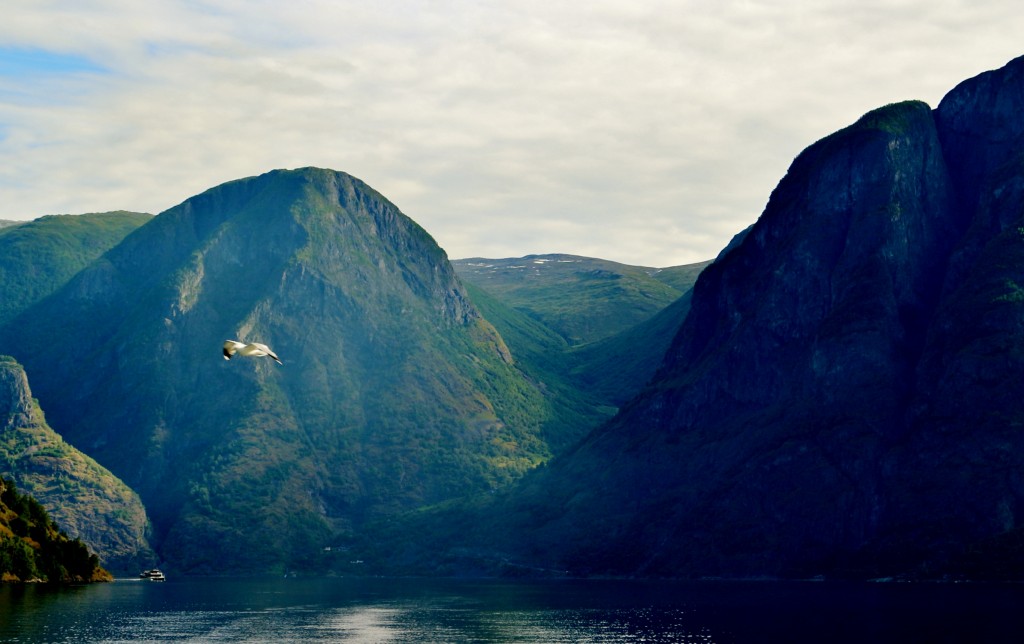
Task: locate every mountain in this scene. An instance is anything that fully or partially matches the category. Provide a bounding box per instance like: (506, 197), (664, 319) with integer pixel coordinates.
(0, 211), (152, 326)
(1, 475), (112, 583)
(0, 168), (589, 574)
(647, 261), (712, 292)
(455, 281), (616, 452)
(454, 255), (711, 408)
(566, 260), (711, 405)
(452, 255), (687, 345)
(0, 356), (153, 571)
(567, 287), (697, 406)
(378, 54), (1024, 580)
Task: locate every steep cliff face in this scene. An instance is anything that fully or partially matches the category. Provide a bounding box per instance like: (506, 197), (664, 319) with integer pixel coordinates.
(0, 168), (565, 573)
(453, 55), (1024, 579)
(0, 356), (153, 571)
(882, 56), (1024, 572)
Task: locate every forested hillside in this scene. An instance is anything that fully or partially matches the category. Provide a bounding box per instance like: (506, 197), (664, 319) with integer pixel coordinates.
(1, 477), (111, 583)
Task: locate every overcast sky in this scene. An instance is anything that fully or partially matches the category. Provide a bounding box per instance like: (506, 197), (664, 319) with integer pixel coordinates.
(1, 1), (1022, 266)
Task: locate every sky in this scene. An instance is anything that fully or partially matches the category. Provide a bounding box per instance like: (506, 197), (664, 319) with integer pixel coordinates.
(1, 1), (1023, 267)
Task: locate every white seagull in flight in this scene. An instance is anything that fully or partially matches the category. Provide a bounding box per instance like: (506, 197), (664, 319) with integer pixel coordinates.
(223, 340), (282, 365)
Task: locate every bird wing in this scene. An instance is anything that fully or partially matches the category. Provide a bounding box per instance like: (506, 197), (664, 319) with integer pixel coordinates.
(250, 343), (282, 365)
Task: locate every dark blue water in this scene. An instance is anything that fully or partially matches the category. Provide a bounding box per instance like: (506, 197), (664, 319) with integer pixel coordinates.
(2, 576), (1022, 642)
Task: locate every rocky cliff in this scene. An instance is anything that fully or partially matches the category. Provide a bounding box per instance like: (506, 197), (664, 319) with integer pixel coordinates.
(0, 356), (153, 571)
(414, 54), (1024, 580)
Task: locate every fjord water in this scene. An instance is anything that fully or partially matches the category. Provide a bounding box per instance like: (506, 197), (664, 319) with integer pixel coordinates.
(2, 577), (1023, 643)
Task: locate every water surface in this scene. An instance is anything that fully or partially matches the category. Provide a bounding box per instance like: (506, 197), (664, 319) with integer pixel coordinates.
(2, 576), (1022, 642)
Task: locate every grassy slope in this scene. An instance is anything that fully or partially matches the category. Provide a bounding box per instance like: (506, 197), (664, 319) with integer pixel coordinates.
(649, 261), (712, 291)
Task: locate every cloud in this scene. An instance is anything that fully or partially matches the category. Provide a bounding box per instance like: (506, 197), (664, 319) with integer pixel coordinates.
(1, 1), (1023, 266)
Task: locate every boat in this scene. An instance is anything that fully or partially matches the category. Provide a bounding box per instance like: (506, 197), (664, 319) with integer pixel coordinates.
(139, 568), (166, 581)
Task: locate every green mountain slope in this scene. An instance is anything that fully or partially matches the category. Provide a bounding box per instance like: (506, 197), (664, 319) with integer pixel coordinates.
(0, 211), (152, 326)
(0, 168), (586, 574)
(568, 288), (696, 406)
(452, 254), (686, 345)
(459, 282), (615, 450)
(0, 356), (153, 571)
(648, 261), (711, 292)
(454, 255), (710, 410)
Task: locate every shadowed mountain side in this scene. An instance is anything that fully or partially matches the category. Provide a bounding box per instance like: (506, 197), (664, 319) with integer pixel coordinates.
(368, 55), (1024, 581)
(0, 168), (584, 574)
(523, 99), (964, 578)
(567, 291), (695, 407)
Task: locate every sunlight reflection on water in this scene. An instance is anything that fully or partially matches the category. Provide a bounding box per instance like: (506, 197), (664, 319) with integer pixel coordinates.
(312, 606), (410, 642)
(3, 577), (1024, 643)
(66, 602), (710, 643)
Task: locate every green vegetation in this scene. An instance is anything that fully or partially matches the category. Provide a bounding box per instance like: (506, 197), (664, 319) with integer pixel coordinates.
(1, 476), (111, 583)
(0, 211), (151, 326)
(994, 278), (1024, 304)
(569, 289), (696, 404)
(455, 256), (710, 409)
(452, 255), (689, 346)
(649, 261), (711, 292)
(852, 100), (933, 136)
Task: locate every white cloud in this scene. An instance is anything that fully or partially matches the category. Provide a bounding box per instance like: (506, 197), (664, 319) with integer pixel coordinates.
(1, 0), (1023, 265)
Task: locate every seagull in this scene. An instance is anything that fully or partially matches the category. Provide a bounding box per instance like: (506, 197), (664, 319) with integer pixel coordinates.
(222, 340), (282, 365)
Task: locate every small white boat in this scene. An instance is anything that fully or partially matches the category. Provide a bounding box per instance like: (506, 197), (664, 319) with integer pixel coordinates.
(140, 569), (166, 581)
